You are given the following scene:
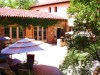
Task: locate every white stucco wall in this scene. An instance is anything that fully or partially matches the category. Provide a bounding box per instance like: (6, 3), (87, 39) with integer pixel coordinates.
(31, 2), (74, 26)
(31, 3), (69, 19)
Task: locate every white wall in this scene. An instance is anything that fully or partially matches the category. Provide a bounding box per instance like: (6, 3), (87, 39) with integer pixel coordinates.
(31, 3), (69, 19)
(31, 2), (74, 26)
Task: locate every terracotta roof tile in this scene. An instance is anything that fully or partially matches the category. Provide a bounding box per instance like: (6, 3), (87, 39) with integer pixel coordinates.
(31, 0), (70, 8)
(0, 8), (66, 20)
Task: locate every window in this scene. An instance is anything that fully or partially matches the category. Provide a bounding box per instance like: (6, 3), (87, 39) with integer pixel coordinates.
(48, 7), (51, 12)
(34, 27), (37, 40)
(4, 26), (23, 39)
(54, 6), (57, 12)
(43, 28), (46, 39)
(39, 26), (42, 40)
(19, 27), (23, 38)
(4, 27), (9, 37)
(34, 26), (46, 41)
(36, 10), (39, 11)
(12, 27), (16, 38)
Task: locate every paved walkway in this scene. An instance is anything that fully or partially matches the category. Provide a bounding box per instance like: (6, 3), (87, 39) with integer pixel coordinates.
(12, 44), (67, 75)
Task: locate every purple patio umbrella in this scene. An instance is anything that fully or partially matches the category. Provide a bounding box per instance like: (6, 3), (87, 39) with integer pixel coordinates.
(1, 38), (43, 54)
(0, 37), (10, 41)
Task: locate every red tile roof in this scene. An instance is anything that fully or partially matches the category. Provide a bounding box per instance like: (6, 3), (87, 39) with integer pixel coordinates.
(0, 8), (66, 20)
(31, 0), (70, 8)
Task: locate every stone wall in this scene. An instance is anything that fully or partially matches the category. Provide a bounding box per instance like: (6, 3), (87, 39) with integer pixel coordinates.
(47, 21), (68, 43)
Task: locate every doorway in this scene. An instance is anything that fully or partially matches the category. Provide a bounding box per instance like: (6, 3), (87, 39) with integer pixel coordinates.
(57, 28), (63, 39)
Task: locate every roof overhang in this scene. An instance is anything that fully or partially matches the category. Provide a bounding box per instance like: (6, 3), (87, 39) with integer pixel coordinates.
(30, 0), (70, 8)
(0, 8), (67, 21)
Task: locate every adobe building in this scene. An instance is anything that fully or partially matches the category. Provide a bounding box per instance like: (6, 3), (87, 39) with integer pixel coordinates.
(30, 0), (74, 43)
(0, 0), (72, 44)
(30, 0), (74, 31)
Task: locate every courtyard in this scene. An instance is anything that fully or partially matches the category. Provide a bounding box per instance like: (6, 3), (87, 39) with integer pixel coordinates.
(12, 44), (67, 68)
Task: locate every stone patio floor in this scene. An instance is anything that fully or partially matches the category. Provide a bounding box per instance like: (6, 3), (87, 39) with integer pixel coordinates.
(12, 44), (67, 75)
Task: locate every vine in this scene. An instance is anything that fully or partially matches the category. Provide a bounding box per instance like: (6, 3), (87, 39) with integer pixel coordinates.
(0, 17), (61, 28)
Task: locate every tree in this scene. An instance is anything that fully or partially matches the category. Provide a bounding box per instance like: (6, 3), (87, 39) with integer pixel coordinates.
(18, 0), (38, 9)
(68, 0), (100, 62)
(59, 0), (100, 75)
(0, 0), (38, 9)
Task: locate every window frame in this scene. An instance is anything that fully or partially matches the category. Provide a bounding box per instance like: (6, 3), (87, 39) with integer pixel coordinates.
(48, 7), (51, 12)
(34, 26), (47, 41)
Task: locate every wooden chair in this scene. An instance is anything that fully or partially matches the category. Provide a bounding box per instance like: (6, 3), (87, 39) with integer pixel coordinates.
(17, 68), (34, 75)
(0, 63), (16, 75)
(24, 54), (35, 70)
(15, 54), (35, 75)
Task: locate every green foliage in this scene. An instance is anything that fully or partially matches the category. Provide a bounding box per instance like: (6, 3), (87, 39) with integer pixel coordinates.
(68, 35), (90, 50)
(59, 0), (100, 74)
(0, 17), (59, 28)
(67, 0), (100, 60)
(87, 39), (100, 61)
(68, 0), (100, 35)
(0, 0), (37, 9)
(59, 49), (90, 75)
(0, 0), (59, 28)
(17, 0), (37, 9)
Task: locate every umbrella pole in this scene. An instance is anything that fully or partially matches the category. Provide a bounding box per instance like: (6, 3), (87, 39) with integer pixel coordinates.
(26, 52), (27, 58)
(9, 54), (12, 59)
(10, 54), (13, 65)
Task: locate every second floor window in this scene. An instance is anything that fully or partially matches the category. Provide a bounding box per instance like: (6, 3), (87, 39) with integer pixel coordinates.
(54, 6), (57, 12)
(36, 10), (39, 11)
(49, 7), (51, 12)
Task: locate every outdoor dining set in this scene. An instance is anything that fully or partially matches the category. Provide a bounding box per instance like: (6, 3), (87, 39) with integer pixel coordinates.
(0, 37), (49, 75)
(0, 54), (35, 75)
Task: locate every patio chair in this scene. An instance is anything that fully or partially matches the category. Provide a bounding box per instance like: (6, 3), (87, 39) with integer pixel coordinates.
(24, 54), (35, 71)
(14, 54), (35, 75)
(0, 63), (16, 75)
(17, 54), (35, 75)
(17, 68), (34, 75)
